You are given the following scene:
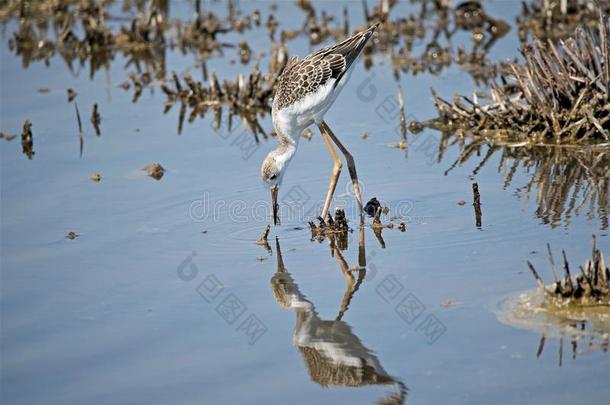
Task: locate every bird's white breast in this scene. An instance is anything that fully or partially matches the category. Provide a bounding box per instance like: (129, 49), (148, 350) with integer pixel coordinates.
(273, 63), (355, 139)
(285, 78), (337, 127)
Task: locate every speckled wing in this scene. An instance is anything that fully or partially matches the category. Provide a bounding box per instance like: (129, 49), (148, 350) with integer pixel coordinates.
(273, 24), (378, 111)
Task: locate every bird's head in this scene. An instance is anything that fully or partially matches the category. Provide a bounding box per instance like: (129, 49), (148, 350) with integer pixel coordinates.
(261, 145), (295, 225)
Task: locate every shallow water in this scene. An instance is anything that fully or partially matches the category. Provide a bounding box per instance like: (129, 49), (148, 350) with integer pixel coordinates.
(1, 1), (609, 404)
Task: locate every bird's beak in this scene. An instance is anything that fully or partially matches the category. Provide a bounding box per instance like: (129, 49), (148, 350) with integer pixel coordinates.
(271, 185), (280, 225)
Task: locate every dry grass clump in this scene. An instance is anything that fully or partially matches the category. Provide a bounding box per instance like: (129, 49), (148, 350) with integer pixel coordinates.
(429, 13), (610, 141)
(527, 236), (609, 304)
(160, 51), (285, 136)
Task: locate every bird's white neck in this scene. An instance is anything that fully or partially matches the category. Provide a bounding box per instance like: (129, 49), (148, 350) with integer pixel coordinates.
(272, 141), (297, 171)
(273, 108), (303, 147)
(271, 116), (300, 172)
(276, 128), (300, 148)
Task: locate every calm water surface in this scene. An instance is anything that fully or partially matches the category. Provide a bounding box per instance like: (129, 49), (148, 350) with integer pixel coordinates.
(1, 1), (608, 404)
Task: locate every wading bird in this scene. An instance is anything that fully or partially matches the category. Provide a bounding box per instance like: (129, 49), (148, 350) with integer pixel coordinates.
(261, 24), (379, 225)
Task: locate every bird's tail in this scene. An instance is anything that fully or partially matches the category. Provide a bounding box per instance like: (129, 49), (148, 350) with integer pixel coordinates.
(329, 22), (379, 74)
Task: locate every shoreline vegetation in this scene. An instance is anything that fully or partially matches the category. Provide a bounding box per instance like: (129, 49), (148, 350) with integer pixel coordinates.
(425, 12), (610, 140)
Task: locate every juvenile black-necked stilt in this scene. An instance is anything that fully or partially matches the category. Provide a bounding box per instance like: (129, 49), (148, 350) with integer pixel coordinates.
(261, 23), (379, 225)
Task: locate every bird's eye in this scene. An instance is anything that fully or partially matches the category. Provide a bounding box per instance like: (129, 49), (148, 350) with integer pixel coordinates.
(269, 174), (277, 180)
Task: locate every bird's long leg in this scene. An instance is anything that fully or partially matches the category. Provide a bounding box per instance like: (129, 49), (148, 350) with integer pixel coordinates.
(317, 123), (342, 220)
(334, 246), (355, 321)
(334, 227), (366, 320)
(358, 224), (366, 268)
(320, 120), (364, 224)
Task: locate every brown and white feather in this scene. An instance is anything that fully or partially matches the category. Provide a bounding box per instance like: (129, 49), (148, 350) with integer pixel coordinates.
(273, 24), (378, 111)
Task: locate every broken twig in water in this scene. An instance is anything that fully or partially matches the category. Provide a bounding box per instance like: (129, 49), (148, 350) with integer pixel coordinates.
(74, 103), (84, 158)
(472, 182), (482, 228)
(91, 103), (101, 136)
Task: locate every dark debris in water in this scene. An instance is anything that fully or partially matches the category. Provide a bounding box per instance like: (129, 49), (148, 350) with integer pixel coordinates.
(237, 40), (251, 64)
(90, 103), (101, 136)
(67, 88), (77, 102)
(65, 231), (79, 240)
(0, 132), (17, 141)
(309, 203), (405, 251)
(21, 120), (34, 160)
(370, 204), (404, 248)
(143, 162), (165, 180)
(472, 181), (482, 229)
(309, 208), (350, 250)
(364, 197), (381, 217)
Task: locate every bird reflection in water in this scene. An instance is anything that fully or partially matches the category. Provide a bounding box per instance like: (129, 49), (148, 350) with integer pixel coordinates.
(270, 231), (407, 404)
